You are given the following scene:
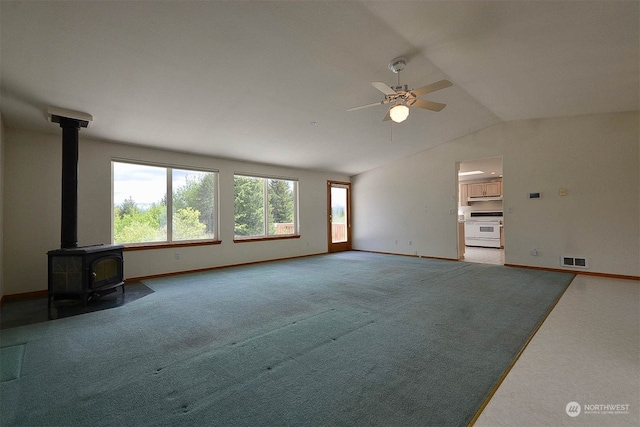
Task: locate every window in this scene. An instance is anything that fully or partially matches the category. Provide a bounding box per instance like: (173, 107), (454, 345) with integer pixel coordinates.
(234, 174), (298, 240)
(112, 161), (218, 245)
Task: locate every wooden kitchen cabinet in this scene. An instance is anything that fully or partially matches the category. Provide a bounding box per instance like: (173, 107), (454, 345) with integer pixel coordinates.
(468, 181), (502, 198)
(485, 181), (502, 196)
(469, 183), (486, 197)
(459, 184), (469, 206)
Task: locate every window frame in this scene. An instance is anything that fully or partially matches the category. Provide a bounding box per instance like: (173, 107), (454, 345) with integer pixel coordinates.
(112, 159), (220, 248)
(233, 173), (300, 242)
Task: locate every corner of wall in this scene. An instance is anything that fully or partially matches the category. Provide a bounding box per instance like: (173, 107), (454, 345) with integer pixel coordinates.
(0, 112), (5, 301)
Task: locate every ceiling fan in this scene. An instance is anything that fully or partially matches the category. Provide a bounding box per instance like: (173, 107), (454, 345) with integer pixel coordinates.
(348, 57), (453, 123)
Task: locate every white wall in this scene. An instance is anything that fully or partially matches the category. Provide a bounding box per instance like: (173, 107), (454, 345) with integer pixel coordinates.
(3, 129), (348, 295)
(352, 111), (639, 277)
(352, 121), (505, 259)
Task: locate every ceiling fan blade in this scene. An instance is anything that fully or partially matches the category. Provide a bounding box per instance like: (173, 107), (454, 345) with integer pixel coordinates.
(382, 108), (392, 121)
(411, 79), (453, 98)
(372, 81), (397, 96)
(409, 99), (447, 112)
(347, 100), (386, 111)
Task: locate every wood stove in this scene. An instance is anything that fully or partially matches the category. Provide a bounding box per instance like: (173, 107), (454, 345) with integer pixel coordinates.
(48, 244), (124, 308)
(46, 108), (125, 317)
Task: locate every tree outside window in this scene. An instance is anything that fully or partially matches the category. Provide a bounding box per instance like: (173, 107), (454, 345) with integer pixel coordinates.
(234, 175), (297, 239)
(113, 162), (217, 245)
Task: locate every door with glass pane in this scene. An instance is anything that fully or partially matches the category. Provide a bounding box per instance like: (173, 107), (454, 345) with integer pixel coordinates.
(327, 181), (351, 252)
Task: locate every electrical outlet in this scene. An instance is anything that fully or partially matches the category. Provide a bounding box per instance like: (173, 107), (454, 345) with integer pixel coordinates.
(408, 241), (412, 246)
(175, 252), (180, 259)
(530, 248), (538, 256)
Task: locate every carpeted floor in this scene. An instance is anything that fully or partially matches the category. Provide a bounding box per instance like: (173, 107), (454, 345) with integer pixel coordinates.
(0, 251), (574, 426)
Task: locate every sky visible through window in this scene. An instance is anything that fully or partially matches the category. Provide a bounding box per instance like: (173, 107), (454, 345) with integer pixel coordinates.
(113, 162), (192, 208)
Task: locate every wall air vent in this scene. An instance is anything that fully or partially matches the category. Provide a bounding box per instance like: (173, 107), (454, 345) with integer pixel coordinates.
(561, 256), (589, 269)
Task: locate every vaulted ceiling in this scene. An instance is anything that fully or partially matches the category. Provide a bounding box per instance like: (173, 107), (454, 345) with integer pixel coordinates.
(1, 1), (638, 176)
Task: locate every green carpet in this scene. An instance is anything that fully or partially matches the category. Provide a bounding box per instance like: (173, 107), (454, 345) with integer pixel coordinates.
(0, 252), (573, 426)
(0, 344), (25, 382)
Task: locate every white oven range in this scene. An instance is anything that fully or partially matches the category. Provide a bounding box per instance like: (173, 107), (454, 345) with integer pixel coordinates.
(464, 211), (503, 248)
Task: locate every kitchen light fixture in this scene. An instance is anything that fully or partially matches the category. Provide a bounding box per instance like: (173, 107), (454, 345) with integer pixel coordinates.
(389, 104), (409, 123)
(458, 170), (484, 176)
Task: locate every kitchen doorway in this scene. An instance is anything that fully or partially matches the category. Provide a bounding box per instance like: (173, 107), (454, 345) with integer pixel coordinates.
(457, 156), (504, 265)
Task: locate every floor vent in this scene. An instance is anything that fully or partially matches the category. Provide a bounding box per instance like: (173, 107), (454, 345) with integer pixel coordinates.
(561, 256), (588, 269)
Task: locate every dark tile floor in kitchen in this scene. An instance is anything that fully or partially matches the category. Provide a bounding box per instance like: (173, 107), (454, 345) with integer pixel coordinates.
(0, 281), (154, 330)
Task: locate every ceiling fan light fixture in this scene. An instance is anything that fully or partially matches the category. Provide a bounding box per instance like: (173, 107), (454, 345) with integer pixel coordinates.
(390, 104), (409, 123)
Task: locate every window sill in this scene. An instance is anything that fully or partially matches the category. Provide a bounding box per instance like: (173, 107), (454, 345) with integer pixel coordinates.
(122, 240), (221, 251)
(233, 235), (300, 243)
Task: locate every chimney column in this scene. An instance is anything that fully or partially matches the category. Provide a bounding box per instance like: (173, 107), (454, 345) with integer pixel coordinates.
(59, 117), (81, 249)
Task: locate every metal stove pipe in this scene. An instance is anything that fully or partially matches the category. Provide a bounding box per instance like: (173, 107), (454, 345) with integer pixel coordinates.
(48, 108), (92, 249)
